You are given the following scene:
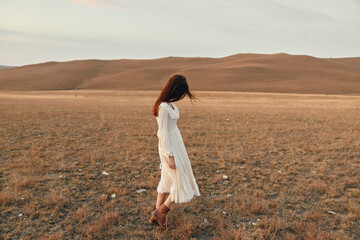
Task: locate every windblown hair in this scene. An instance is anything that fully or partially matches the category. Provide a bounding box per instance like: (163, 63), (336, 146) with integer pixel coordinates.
(152, 74), (198, 117)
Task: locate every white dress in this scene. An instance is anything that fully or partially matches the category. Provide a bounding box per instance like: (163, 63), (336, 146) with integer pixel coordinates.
(156, 101), (201, 203)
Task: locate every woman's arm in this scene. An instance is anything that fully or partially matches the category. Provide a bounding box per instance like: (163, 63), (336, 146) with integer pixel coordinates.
(158, 106), (174, 159)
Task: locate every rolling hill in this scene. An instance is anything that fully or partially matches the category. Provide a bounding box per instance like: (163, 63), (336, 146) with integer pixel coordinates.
(0, 53), (359, 94)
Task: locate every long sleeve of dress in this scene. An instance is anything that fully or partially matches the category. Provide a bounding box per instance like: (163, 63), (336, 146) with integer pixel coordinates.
(157, 106), (174, 158)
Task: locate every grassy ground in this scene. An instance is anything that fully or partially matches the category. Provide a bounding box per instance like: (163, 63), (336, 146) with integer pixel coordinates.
(0, 90), (359, 239)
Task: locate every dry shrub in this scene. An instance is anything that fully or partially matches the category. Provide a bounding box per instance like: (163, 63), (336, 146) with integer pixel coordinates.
(42, 190), (65, 211)
(96, 194), (108, 206)
(344, 176), (359, 189)
(107, 186), (128, 196)
(305, 210), (323, 222)
(8, 175), (31, 192)
(309, 180), (328, 195)
(24, 201), (39, 219)
(304, 222), (336, 240)
(99, 211), (121, 227)
(85, 212), (121, 238)
(211, 213), (230, 239)
(228, 224), (251, 240)
(248, 199), (269, 215)
(168, 213), (199, 240)
(39, 231), (64, 240)
(0, 189), (16, 207)
(71, 207), (89, 224)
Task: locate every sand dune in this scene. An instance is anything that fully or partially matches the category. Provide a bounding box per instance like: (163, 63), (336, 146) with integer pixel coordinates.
(0, 53), (359, 94)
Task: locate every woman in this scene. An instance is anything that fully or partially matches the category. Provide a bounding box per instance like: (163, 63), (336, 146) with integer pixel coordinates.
(149, 74), (201, 228)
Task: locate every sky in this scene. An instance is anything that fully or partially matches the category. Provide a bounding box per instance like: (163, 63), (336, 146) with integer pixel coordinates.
(1, 0), (360, 66)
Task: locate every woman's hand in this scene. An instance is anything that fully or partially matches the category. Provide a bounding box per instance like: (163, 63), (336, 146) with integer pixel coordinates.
(166, 156), (176, 169)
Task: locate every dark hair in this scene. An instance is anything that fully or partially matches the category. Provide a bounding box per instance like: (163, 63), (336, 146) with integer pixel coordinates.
(152, 74), (198, 117)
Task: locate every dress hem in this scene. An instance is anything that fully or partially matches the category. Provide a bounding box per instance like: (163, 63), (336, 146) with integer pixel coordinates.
(172, 192), (201, 204)
(157, 190), (170, 194)
(156, 191), (201, 204)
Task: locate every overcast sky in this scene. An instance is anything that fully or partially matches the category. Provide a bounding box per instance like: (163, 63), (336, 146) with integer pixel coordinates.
(1, 0), (359, 66)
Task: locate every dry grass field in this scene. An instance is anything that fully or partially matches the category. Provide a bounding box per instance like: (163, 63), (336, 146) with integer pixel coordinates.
(0, 90), (359, 239)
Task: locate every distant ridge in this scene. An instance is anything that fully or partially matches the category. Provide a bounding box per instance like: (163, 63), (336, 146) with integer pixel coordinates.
(0, 53), (359, 94)
(0, 65), (14, 69)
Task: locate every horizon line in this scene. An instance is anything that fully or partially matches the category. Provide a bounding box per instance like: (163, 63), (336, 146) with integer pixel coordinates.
(2, 51), (360, 67)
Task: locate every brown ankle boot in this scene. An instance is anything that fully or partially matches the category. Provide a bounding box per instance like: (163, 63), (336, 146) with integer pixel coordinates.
(152, 203), (171, 228)
(149, 205), (159, 225)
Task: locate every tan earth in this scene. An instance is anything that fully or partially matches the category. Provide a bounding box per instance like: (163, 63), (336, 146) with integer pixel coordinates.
(0, 90), (359, 239)
(0, 53), (359, 94)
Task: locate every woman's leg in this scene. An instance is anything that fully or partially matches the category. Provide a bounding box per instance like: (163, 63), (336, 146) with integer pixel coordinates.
(163, 193), (172, 207)
(150, 192), (167, 224)
(156, 192), (167, 208)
